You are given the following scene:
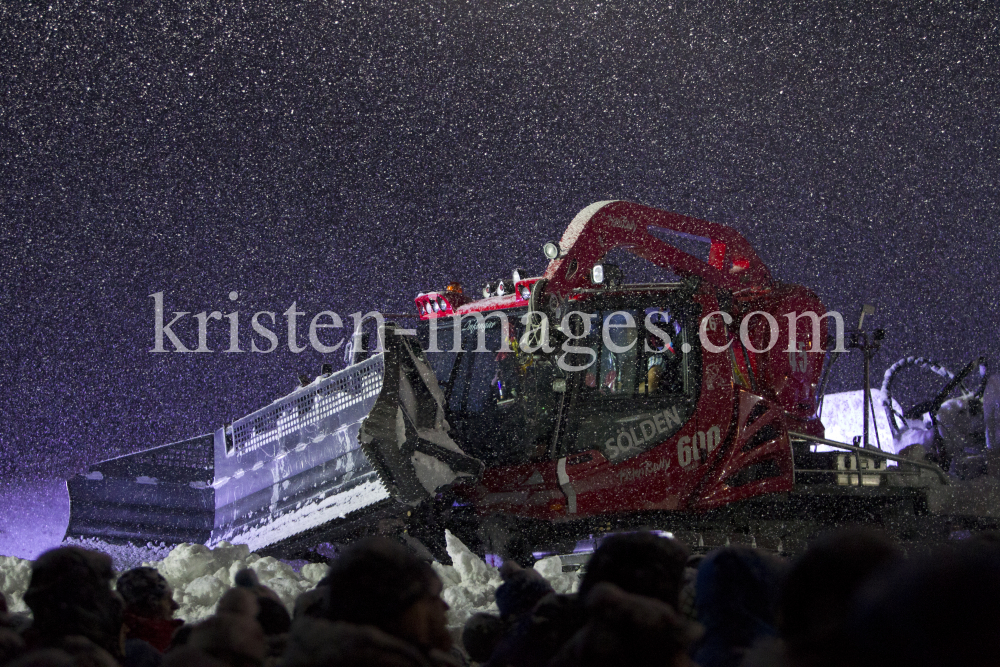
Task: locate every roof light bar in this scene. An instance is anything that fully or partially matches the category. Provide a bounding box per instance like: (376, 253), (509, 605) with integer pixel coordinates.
(414, 286), (468, 320)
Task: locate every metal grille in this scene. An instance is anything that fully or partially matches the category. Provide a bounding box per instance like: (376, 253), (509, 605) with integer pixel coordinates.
(91, 434), (214, 478)
(146, 439), (214, 470)
(231, 354), (385, 454)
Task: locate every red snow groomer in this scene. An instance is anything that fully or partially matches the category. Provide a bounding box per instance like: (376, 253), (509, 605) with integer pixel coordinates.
(67, 201), (967, 562)
(360, 200), (958, 562)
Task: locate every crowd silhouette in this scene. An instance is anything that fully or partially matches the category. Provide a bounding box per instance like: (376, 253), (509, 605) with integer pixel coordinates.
(2, 527), (998, 667)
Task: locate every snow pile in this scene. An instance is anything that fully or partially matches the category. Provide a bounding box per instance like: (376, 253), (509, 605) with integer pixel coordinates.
(432, 531), (504, 632)
(0, 554), (32, 613)
(433, 530), (580, 636)
(0, 532), (580, 634)
(531, 551), (580, 596)
(0, 542), (328, 623)
(149, 542), (328, 622)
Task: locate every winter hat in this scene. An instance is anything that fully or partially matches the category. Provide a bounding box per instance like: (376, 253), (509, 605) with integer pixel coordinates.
(216, 588), (259, 619)
(23, 546), (124, 660)
(187, 613), (268, 667)
(845, 539), (1000, 667)
(549, 582), (699, 667)
(579, 532), (689, 608)
(780, 527), (900, 664)
(232, 569), (291, 635)
(255, 597), (292, 636)
(494, 562), (553, 620)
(117, 567), (173, 616)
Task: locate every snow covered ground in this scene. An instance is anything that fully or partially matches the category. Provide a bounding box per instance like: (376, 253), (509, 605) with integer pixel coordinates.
(0, 529), (578, 640)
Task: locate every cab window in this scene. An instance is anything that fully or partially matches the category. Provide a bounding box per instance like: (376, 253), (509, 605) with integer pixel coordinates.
(581, 306), (692, 398)
(563, 300), (701, 462)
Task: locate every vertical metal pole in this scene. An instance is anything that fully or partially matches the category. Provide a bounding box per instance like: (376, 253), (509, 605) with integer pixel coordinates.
(863, 334), (871, 451)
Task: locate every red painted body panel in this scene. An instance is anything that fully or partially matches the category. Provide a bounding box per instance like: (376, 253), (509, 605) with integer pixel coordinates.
(542, 201), (773, 295)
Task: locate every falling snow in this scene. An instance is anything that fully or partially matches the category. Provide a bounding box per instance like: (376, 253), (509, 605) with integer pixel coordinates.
(1, 2), (998, 488)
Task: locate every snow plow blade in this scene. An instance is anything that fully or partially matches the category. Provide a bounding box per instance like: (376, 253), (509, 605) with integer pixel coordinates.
(65, 328), (481, 551)
(65, 433), (216, 544)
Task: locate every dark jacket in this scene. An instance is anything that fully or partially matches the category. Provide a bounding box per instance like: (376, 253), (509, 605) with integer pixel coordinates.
(485, 593), (585, 667)
(280, 616), (461, 667)
(691, 547), (784, 667)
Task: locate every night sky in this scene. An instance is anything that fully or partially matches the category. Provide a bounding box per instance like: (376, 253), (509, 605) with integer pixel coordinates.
(2, 1), (998, 481)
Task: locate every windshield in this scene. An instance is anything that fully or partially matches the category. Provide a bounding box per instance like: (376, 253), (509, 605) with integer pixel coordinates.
(580, 305), (693, 398)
